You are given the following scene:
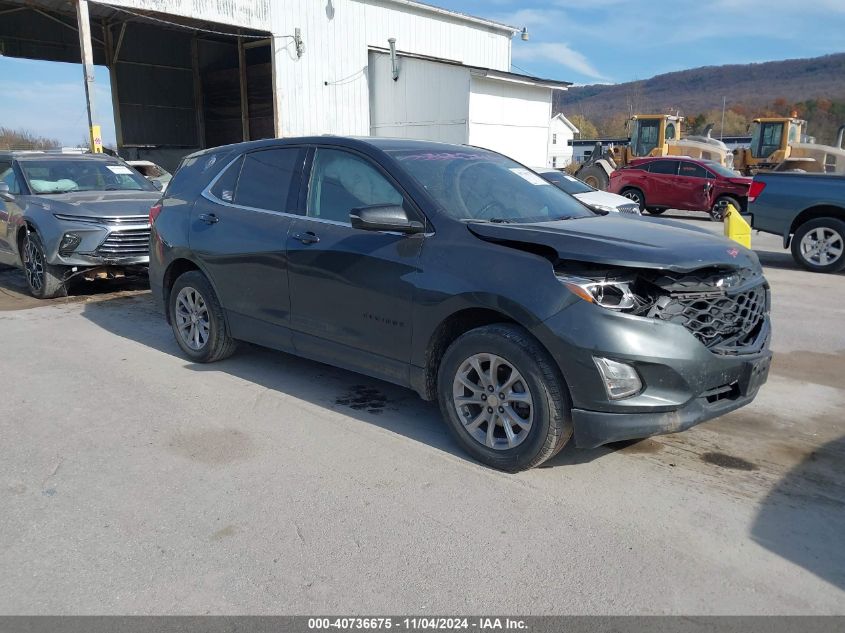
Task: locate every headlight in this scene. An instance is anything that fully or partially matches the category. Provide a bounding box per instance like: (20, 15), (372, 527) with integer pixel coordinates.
(58, 232), (82, 256)
(590, 204), (617, 214)
(556, 274), (637, 310)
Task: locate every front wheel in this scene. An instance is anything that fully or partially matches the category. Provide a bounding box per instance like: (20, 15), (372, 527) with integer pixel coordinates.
(577, 165), (610, 191)
(437, 324), (572, 472)
(791, 218), (845, 273)
(21, 232), (67, 299)
(169, 271), (237, 362)
(645, 208), (666, 215)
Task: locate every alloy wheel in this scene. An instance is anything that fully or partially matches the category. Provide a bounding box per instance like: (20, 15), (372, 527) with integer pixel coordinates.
(175, 286), (211, 350)
(452, 353), (534, 450)
(623, 190), (643, 208)
(799, 227), (844, 266)
(23, 237), (44, 292)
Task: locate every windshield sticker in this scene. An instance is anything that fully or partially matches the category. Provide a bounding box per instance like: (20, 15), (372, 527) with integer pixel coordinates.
(106, 165), (133, 175)
(510, 167), (551, 186)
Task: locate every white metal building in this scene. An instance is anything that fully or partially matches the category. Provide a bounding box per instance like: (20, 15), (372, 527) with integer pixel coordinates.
(546, 113), (579, 168)
(0, 0), (570, 169)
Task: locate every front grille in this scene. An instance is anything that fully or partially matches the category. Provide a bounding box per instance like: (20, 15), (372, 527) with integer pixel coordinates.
(646, 268), (769, 354)
(96, 228), (150, 257)
(618, 203), (641, 215)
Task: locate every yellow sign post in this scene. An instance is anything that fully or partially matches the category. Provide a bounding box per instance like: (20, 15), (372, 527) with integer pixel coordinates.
(723, 202), (751, 248)
(91, 125), (103, 153)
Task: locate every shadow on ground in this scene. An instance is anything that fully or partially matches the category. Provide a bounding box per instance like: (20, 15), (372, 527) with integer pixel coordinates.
(79, 293), (636, 470)
(751, 435), (845, 590)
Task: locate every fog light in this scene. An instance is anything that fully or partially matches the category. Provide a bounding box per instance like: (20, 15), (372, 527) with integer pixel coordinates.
(593, 357), (642, 400)
(58, 232), (82, 256)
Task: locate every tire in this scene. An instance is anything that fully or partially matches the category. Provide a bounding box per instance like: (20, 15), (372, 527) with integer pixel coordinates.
(168, 270), (237, 362)
(790, 217), (845, 273)
(645, 208), (666, 215)
(710, 196), (739, 222)
(437, 324), (572, 472)
(21, 231), (67, 299)
(620, 187), (645, 211)
(577, 165), (610, 191)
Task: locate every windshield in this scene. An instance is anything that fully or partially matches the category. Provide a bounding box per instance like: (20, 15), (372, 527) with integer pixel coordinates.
(539, 171), (594, 195)
(389, 149), (595, 223)
(704, 161), (742, 178)
(18, 159), (157, 194)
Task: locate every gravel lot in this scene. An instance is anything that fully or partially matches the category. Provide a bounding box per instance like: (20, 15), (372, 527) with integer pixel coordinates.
(1, 215), (843, 614)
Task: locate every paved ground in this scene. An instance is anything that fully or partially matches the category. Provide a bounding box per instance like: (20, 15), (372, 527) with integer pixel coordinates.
(1, 216), (843, 614)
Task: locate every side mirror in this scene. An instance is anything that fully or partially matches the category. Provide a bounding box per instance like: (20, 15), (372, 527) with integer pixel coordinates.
(0, 182), (14, 202)
(350, 204), (425, 234)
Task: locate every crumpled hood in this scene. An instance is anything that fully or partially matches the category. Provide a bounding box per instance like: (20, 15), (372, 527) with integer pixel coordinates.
(467, 215), (760, 273)
(29, 191), (160, 218)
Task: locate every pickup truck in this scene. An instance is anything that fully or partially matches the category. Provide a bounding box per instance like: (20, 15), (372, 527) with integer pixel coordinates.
(748, 172), (845, 273)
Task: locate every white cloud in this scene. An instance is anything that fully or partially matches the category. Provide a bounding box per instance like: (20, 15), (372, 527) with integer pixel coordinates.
(512, 42), (609, 81)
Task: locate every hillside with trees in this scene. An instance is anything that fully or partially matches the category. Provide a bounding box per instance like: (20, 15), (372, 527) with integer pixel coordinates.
(555, 53), (845, 143)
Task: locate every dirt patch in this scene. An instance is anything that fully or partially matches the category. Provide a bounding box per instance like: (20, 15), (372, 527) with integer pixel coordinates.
(168, 428), (254, 465)
(701, 451), (758, 471)
(335, 385), (389, 414)
(0, 265), (149, 312)
(210, 525), (237, 541)
(770, 350), (845, 390)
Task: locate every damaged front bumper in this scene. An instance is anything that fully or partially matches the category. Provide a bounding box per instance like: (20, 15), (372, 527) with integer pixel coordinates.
(531, 299), (772, 449)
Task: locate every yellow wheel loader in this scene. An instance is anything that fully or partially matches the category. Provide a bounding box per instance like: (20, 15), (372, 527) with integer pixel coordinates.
(733, 117), (845, 175)
(575, 114), (734, 190)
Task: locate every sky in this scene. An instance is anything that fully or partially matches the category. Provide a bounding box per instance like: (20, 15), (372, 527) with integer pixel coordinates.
(1, 0), (844, 146)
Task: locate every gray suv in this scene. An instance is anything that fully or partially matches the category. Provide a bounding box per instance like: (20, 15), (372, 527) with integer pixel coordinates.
(0, 152), (161, 298)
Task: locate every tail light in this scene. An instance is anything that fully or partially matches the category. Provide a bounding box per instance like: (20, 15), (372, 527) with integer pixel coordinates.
(748, 181), (766, 203)
(149, 203), (163, 225)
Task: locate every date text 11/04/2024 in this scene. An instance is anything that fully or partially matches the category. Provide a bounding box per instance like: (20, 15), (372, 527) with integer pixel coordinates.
(308, 618), (528, 630)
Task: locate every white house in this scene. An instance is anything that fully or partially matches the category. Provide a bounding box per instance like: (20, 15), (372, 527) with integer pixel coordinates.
(547, 113), (580, 168)
(1, 0), (571, 169)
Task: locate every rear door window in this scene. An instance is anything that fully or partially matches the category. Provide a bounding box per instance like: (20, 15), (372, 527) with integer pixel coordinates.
(234, 148), (304, 213)
(647, 160), (679, 175)
(678, 162), (709, 178)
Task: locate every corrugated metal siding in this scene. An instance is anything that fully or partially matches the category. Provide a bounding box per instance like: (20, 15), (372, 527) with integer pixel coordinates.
(368, 52), (469, 143)
(97, 0), (271, 30)
(271, 0), (512, 137)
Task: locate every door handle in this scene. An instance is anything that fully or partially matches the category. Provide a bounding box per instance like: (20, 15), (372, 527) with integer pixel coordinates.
(199, 213), (219, 224)
(292, 231), (320, 245)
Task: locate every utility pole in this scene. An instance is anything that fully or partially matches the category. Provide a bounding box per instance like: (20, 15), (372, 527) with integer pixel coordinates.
(75, 0), (100, 151)
(720, 96), (726, 141)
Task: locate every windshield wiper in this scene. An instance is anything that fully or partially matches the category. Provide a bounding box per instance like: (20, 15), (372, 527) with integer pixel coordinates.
(487, 218), (515, 223)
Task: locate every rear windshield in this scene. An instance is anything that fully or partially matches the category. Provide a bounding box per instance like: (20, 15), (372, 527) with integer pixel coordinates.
(18, 159), (157, 194)
(540, 171), (594, 195)
(704, 161), (742, 178)
(388, 148), (595, 223)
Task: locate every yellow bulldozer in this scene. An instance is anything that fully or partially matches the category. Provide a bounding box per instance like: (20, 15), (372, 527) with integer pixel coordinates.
(733, 116), (845, 175)
(575, 114), (734, 190)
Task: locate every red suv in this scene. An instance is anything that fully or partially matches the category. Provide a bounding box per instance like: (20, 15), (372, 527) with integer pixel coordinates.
(608, 156), (752, 221)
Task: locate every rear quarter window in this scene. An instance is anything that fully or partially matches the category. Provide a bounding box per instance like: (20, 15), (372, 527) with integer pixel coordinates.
(165, 150), (234, 200)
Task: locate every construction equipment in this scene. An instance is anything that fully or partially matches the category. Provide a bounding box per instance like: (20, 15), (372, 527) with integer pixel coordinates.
(575, 114), (734, 190)
(733, 116), (845, 175)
